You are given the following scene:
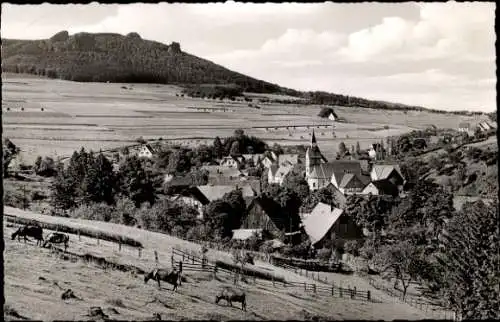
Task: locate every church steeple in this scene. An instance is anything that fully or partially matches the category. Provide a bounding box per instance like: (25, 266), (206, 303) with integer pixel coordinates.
(311, 129), (317, 146)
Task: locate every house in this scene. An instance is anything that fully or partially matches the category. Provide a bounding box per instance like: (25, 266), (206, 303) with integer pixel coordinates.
(328, 111), (338, 121)
(268, 164), (293, 185)
(174, 184), (258, 218)
(477, 121), (496, 133)
(164, 175), (198, 194)
(370, 164), (405, 195)
(458, 122), (475, 137)
(278, 154), (299, 167)
(231, 229), (263, 241)
(138, 144), (157, 159)
(219, 156), (241, 168)
(242, 197), (292, 240)
(301, 202), (362, 249)
(361, 180), (399, 197)
(323, 183), (348, 208)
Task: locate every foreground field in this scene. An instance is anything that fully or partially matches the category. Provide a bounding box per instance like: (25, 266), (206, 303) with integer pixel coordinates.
(2, 73), (489, 163)
(3, 207), (433, 320)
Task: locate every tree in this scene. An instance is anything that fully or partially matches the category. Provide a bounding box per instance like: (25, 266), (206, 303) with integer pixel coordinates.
(282, 168), (310, 200)
(34, 156), (57, 177)
(338, 142), (347, 157)
(166, 148), (191, 174)
(229, 141), (241, 156)
(213, 136), (224, 159)
(51, 165), (78, 210)
(356, 141), (361, 155)
(3, 138), (20, 177)
(434, 200), (499, 319)
(373, 241), (426, 300)
(119, 155), (156, 207)
(81, 153), (116, 205)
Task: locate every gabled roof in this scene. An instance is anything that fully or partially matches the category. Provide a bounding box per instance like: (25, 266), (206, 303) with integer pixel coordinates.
(140, 144), (157, 154)
(248, 197), (289, 231)
(310, 162), (336, 179)
(166, 175), (196, 187)
(302, 202), (343, 245)
(371, 164), (403, 181)
(331, 160), (363, 184)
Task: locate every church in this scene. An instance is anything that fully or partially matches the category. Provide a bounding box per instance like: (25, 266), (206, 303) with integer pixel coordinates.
(305, 130), (370, 194)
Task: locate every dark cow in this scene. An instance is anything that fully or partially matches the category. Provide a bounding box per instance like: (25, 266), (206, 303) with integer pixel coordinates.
(215, 287), (247, 311)
(11, 225), (44, 246)
(43, 232), (70, 251)
(144, 268), (181, 291)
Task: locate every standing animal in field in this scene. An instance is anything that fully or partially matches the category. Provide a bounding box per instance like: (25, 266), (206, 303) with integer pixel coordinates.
(43, 232), (70, 251)
(215, 287), (247, 311)
(11, 225), (44, 246)
(144, 268), (181, 291)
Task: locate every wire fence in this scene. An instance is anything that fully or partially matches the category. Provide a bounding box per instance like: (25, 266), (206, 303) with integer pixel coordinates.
(368, 278), (458, 320)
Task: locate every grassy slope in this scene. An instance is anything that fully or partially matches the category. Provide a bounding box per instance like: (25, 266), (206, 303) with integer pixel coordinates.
(3, 208), (433, 320)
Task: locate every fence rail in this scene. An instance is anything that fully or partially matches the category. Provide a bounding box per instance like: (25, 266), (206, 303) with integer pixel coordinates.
(368, 278), (457, 320)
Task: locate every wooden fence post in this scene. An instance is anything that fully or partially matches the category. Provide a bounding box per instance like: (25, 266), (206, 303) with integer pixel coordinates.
(182, 254), (185, 261)
(78, 230), (81, 241)
(155, 250), (159, 263)
(272, 274), (275, 287)
(367, 290), (371, 302)
(97, 235), (100, 246)
(353, 287), (357, 299)
(171, 255), (174, 269)
(179, 261), (183, 274)
(339, 287), (343, 298)
(331, 286), (334, 296)
(313, 284), (316, 293)
(304, 282), (307, 291)
(138, 248), (142, 258)
(118, 241), (122, 252)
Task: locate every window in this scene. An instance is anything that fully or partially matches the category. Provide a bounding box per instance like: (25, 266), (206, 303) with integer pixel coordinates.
(313, 182), (316, 188)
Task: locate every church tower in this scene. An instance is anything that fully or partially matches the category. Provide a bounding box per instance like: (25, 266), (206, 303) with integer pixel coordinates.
(305, 129), (323, 178)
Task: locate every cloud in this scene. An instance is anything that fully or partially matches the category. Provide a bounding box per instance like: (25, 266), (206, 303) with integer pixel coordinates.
(337, 2), (496, 63)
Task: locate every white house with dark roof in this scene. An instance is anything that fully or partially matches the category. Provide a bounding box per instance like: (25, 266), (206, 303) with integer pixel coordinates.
(369, 164), (405, 195)
(138, 144), (156, 159)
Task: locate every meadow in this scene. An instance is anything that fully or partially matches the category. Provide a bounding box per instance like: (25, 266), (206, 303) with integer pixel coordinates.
(2, 73), (489, 164)
(3, 207), (434, 321)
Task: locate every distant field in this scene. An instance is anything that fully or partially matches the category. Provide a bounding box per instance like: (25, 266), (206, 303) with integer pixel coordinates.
(2, 73), (489, 164)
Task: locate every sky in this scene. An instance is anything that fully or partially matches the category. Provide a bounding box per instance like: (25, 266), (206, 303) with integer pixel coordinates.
(1, 2), (496, 113)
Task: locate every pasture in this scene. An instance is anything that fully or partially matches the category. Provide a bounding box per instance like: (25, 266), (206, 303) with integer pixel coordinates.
(3, 208), (434, 320)
(2, 73), (489, 164)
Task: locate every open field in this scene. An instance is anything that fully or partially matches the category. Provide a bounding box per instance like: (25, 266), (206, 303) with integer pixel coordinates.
(2, 73), (490, 164)
(3, 207), (433, 320)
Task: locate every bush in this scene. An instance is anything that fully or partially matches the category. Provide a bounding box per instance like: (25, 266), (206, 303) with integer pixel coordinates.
(70, 203), (116, 222)
(316, 248), (332, 262)
(344, 240), (363, 257)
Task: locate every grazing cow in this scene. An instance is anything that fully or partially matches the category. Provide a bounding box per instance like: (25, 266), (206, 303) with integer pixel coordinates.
(11, 225), (44, 246)
(215, 287), (247, 311)
(43, 232), (70, 251)
(144, 268), (181, 291)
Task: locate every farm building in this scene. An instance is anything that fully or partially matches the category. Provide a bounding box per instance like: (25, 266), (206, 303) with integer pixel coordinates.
(138, 144), (157, 159)
(477, 121), (496, 132)
(268, 164), (294, 186)
(370, 164), (405, 187)
(242, 197), (293, 240)
(301, 202), (362, 249)
(164, 175), (198, 194)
